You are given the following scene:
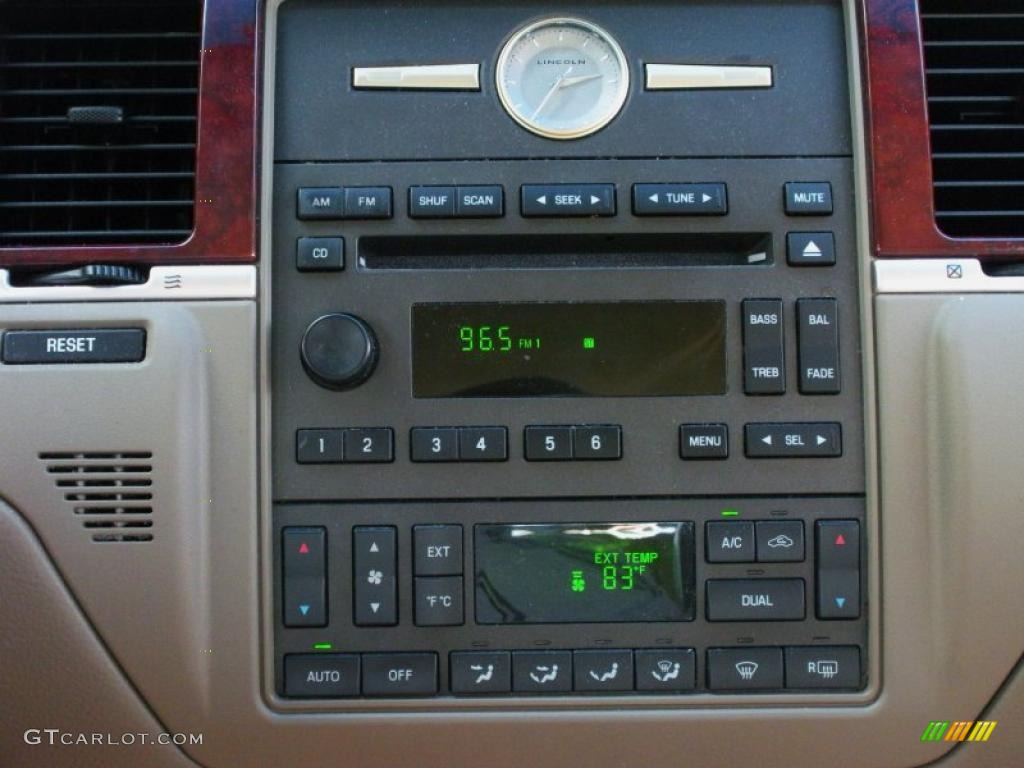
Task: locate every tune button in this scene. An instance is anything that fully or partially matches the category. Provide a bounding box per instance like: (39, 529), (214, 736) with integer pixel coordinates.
(300, 313), (379, 391)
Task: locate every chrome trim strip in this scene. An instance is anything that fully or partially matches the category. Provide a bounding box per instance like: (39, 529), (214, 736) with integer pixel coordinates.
(874, 258), (1024, 294)
(645, 63), (773, 90)
(352, 63), (480, 90)
(0, 265), (257, 303)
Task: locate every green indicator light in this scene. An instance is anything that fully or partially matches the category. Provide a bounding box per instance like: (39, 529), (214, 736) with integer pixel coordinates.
(582, 336), (596, 349)
(721, 509), (740, 517)
(312, 642), (333, 651)
(570, 569), (586, 593)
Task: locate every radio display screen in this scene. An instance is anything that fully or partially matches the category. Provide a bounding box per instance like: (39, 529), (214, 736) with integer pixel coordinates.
(411, 301), (726, 397)
(475, 522), (695, 624)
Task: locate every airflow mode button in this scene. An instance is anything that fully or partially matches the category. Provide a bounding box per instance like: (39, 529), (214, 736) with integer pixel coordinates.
(2, 329), (145, 364)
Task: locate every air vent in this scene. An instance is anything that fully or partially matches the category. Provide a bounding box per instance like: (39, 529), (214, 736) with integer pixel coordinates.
(0, 1), (202, 246)
(921, 0), (1024, 238)
(41, 451), (154, 542)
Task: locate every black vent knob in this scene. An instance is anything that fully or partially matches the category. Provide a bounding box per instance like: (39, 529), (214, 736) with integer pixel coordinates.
(300, 313), (379, 391)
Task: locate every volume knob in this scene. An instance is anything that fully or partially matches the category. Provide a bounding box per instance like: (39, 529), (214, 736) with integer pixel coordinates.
(300, 313), (379, 390)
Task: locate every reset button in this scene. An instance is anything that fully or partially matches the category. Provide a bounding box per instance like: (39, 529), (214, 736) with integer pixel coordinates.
(1, 328), (146, 364)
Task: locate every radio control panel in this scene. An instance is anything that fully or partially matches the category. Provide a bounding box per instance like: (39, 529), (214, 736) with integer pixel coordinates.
(270, 0), (862, 707)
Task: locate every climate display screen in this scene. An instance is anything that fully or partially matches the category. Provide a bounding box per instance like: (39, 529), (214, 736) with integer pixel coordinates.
(411, 301), (726, 397)
(475, 522), (695, 624)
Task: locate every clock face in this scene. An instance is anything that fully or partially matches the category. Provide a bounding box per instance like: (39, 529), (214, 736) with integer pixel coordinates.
(495, 18), (630, 140)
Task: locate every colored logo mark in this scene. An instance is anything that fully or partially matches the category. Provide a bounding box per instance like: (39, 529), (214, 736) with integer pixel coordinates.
(921, 721), (997, 743)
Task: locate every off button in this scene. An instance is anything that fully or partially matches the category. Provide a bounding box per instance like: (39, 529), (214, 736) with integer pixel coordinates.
(362, 653), (438, 697)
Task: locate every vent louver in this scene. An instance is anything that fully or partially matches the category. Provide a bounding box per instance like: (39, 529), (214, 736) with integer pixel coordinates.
(41, 451), (154, 542)
(921, 0), (1024, 238)
(0, 0), (202, 246)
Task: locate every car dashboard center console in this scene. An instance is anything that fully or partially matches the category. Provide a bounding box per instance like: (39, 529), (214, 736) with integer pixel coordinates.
(270, 0), (865, 707)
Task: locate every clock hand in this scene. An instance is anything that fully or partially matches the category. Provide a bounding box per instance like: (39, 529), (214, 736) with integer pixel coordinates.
(558, 73), (603, 89)
(530, 66), (574, 120)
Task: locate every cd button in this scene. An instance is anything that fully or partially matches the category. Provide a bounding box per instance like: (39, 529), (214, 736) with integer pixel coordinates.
(296, 237), (344, 272)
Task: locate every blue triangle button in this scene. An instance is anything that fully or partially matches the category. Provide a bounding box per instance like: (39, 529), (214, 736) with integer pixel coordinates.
(835, 597), (846, 608)
(299, 604), (310, 616)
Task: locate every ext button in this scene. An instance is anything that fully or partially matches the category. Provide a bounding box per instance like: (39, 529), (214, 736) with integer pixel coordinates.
(410, 427), (459, 462)
(632, 183), (727, 216)
(343, 186), (392, 219)
(353, 526), (397, 626)
(706, 578), (806, 621)
(634, 649), (696, 692)
(409, 186), (456, 218)
(450, 651), (512, 694)
(297, 186), (344, 219)
(296, 237), (344, 272)
(573, 649), (633, 692)
(785, 646), (861, 689)
(513, 651), (572, 693)
(414, 576), (464, 626)
(361, 653), (438, 697)
(787, 232), (836, 266)
(413, 524), (463, 576)
(744, 422), (842, 458)
(742, 299), (785, 395)
(755, 520), (805, 562)
(458, 427), (508, 461)
(707, 647), (784, 690)
(521, 184), (616, 217)
(524, 425), (574, 461)
(284, 654), (360, 698)
(705, 521), (754, 563)
(784, 182), (833, 215)
(456, 185), (504, 217)
(680, 423), (728, 459)
(281, 527), (327, 628)
(798, 298), (841, 394)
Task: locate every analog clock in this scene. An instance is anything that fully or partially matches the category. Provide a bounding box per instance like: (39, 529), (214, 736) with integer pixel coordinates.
(495, 18), (630, 140)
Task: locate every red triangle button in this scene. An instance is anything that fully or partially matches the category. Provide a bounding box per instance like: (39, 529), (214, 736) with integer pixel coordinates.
(835, 534), (846, 546)
(298, 542), (310, 554)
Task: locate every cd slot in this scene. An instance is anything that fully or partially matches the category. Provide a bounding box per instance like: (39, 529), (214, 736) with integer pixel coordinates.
(358, 233), (772, 270)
